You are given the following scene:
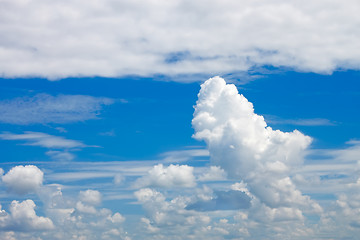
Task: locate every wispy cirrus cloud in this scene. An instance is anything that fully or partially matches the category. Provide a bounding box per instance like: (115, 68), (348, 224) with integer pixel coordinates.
(0, 132), (86, 149)
(0, 131), (92, 161)
(0, 93), (114, 125)
(265, 115), (336, 126)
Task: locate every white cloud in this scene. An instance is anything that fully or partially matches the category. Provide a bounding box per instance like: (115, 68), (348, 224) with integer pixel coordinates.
(108, 212), (125, 224)
(0, 0), (359, 80)
(0, 131), (86, 149)
(0, 93), (114, 125)
(198, 166), (227, 181)
(79, 189), (102, 206)
(134, 164), (196, 188)
(75, 201), (97, 214)
(192, 77), (321, 222)
(134, 188), (210, 237)
(0, 200), (54, 231)
(2, 165), (43, 195)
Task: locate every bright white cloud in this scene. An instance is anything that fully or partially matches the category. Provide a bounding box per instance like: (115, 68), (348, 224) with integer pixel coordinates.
(0, 200), (54, 231)
(134, 164), (196, 188)
(192, 77), (321, 226)
(0, 0), (359, 80)
(2, 165), (43, 195)
(0, 94), (113, 125)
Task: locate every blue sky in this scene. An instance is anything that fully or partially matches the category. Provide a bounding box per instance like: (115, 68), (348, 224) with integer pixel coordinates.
(1, 1), (360, 239)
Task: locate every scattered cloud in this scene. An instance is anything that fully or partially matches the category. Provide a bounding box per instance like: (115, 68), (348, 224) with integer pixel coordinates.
(134, 164), (196, 188)
(2, 165), (43, 195)
(1, 0), (360, 80)
(0, 94), (114, 125)
(0, 200), (54, 231)
(79, 189), (102, 206)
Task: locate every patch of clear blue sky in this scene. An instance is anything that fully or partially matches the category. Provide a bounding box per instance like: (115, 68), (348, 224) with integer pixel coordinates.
(0, 69), (359, 165)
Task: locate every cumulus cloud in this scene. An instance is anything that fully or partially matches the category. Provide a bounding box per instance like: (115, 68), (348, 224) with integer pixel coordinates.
(79, 189), (102, 206)
(75, 201), (97, 214)
(134, 188), (210, 235)
(134, 164), (196, 188)
(0, 94), (114, 125)
(0, 200), (54, 231)
(2, 165), (43, 195)
(0, 0), (359, 80)
(198, 166), (227, 181)
(192, 77), (321, 219)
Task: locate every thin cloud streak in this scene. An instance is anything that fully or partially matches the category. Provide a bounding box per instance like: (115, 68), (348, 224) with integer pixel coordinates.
(0, 94), (114, 125)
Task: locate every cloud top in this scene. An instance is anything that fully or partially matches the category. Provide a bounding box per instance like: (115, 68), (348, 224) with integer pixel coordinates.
(134, 164), (196, 188)
(2, 165), (43, 195)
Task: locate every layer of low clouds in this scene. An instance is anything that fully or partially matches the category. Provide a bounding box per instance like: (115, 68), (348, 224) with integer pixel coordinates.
(0, 94), (113, 125)
(1, 0), (360, 80)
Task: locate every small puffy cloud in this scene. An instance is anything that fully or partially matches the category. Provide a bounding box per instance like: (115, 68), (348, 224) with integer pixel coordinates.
(0, 131), (86, 149)
(108, 213), (125, 224)
(134, 164), (196, 188)
(198, 166), (227, 181)
(134, 188), (166, 204)
(76, 201), (97, 214)
(0, 200), (54, 231)
(2, 165), (43, 195)
(79, 189), (102, 206)
(0, 94), (113, 125)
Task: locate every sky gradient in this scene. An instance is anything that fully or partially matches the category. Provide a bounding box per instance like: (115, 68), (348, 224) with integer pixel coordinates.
(1, 1), (360, 239)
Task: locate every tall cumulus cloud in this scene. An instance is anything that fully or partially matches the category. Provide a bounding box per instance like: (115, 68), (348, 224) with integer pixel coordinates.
(192, 77), (321, 217)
